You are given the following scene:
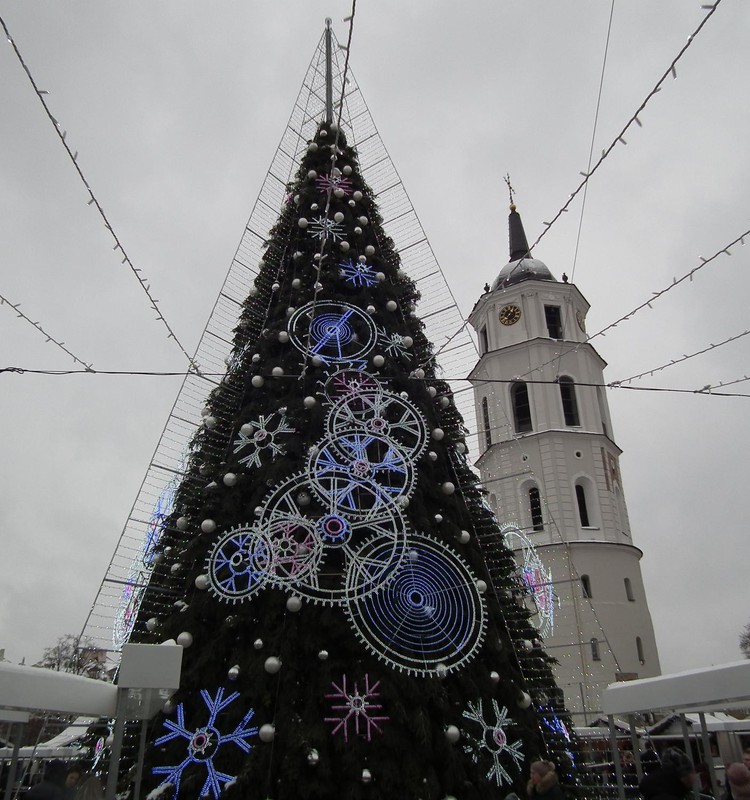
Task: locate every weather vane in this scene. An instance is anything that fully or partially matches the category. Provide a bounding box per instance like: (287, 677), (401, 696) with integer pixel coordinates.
(504, 174), (516, 210)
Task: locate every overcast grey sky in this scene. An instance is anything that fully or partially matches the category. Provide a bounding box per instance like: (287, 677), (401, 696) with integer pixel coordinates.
(0, 1), (748, 676)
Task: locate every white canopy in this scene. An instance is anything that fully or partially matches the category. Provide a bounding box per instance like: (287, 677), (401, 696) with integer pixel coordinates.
(602, 660), (750, 715)
(0, 662), (117, 716)
(0, 717), (97, 760)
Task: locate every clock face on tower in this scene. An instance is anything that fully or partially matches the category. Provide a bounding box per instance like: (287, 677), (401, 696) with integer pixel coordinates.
(499, 304), (521, 326)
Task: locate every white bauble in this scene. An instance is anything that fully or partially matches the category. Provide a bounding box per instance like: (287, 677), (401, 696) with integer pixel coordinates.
(303, 396), (317, 408)
(434, 514), (443, 523)
(442, 482), (455, 495)
(278, 331), (290, 343)
(358, 216), (368, 225)
(311, 355), (323, 367)
(361, 769), (372, 784)
(177, 632), (193, 648)
(264, 656), (282, 674)
(203, 415), (217, 429)
(375, 272), (386, 282)
(176, 516), (189, 531)
(298, 217), (308, 228)
(252, 353), (261, 363)
(427, 450), (438, 461)
(340, 241), (350, 251)
(518, 691), (532, 709)
(201, 519), (217, 534)
(272, 282), (280, 292)
(354, 227), (362, 235)
(386, 300), (397, 312)
(307, 142), (318, 153)
(366, 305), (376, 314)
(342, 165), (352, 175)
(458, 530), (471, 544)
(146, 617), (158, 632)
(353, 190), (363, 201)
(228, 665), (240, 681)
(334, 187), (345, 198)
(307, 170), (317, 179)
(254, 638), (264, 650)
(365, 245), (375, 256)
(259, 724), (275, 742)
(223, 473), (237, 487)
(307, 748), (320, 765)
(286, 596), (302, 613)
(427, 386), (437, 398)
(445, 725), (460, 743)
(195, 574), (210, 590)
(334, 211), (344, 223)
(403, 336), (414, 347)
(272, 366), (284, 377)
(490, 670), (501, 683)
(373, 355), (385, 368)
(252, 375), (265, 388)
(432, 428), (445, 441)
(291, 278), (301, 288)
(435, 663), (448, 679)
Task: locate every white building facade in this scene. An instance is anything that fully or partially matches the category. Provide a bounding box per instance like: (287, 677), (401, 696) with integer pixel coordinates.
(468, 205), (661, 723)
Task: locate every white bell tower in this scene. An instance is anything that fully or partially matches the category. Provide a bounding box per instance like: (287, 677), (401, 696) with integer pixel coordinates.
(468, 202), (661, 723)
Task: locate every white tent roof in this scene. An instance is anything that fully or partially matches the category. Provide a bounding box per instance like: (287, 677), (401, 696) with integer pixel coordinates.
(0, 662), (117, 716)
(602, 660), (750, 715)
(0, 716), (97, 760)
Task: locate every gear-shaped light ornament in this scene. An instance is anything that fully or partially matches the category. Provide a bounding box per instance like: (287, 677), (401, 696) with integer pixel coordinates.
(462, 699), (524, 787)
(502, 524), (556, 638)
(152, 688), (257, 799)
(327, 390), (428, 459)
(322, 369), (382, 408)
(288, 302), (377, 366)
(232, 413), (294, 470)
(308, 432), (415, 515)
(345, 532), (487, 675)
(206, 526), (272, 603)
(258, 474), (408, 605)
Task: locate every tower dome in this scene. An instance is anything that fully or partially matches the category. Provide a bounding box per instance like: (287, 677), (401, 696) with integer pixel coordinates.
(490, 203), (556, 290)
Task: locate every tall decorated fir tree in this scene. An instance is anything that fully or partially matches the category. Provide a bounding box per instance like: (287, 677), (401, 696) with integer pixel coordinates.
(126, 116), (577, 800)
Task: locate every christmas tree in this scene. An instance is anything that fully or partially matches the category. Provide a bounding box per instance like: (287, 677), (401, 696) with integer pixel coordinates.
(86, 24), (581, 800)
(121, 115), (577, 800)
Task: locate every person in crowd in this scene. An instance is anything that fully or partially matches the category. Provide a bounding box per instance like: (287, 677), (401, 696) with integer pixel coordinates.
(726, 762), (750, 800)
(26, 760), (66, 800)
(62, 765), (82, 800)
(641, 742), (662, 775)
(75, 775), (104, 800)
(639, 747), (696, 800)
(527, 760), (565, 800)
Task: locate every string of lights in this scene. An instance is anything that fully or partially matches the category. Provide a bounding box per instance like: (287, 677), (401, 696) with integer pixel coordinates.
(0, 14), (201, 375)
(0, 291), (93, 370)
(510, 225), (750, 384)
(570, 0), (616, 283)
(4, 367), (749, 399)
(528, 0), (723, 252)
(614, 327), (750, 385)
(695, 374), (750, 393)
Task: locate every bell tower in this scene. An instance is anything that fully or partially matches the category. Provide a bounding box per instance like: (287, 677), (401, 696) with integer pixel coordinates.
(468, 202), (661, 722)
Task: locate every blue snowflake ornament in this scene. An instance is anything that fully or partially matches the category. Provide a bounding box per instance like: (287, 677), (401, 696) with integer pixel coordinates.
(340, 259), (377, 287)
(152, 688), (257, 799)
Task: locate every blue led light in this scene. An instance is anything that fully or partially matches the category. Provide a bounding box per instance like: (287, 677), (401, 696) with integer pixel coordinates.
(152, 688), (257, 799)
(340, 259), (377, 287)
(345, 533), (486, 675)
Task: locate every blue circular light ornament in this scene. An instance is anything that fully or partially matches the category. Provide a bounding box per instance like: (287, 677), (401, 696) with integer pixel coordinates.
(288, 302), (377, 366)
(345, 532), (487, 675)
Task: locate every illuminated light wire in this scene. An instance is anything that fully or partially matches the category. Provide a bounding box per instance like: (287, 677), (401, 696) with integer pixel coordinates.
(528, 0), (724, 252)
(570, 0), (616, 283)
(511, 226), (750, 383)
(614, 328), (750, 385)
(0, 291), (93, 370)
(2, 368), (749, 398)
(0, 14), (201, 375)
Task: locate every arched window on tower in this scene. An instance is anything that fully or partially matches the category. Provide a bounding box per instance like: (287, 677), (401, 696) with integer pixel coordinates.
(558, 376), (580, 427)
(590, 638), (600, 661)
(581, 574), (592, 598)
(575, 481), (592, 527)
(510, 381), (532, 433)
(529, 486), (543, 531)
(636, 636), (645, 665)
(479, 327), (489, 355)
(624, 577), (635, 602)
(482, 396), (492, 449)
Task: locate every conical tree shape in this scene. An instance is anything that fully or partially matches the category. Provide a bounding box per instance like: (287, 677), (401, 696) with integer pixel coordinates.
(128, 121), (576, 800)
